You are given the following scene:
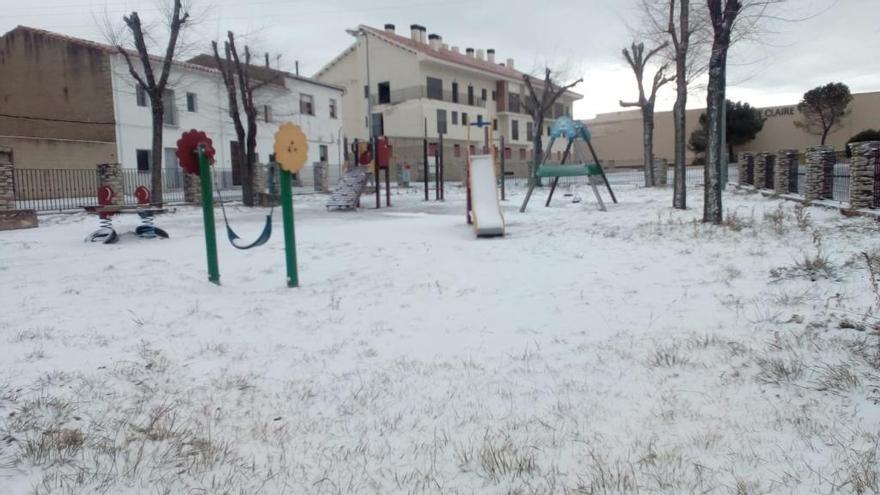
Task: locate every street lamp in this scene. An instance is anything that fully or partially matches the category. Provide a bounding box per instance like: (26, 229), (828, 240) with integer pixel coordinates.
(346, 27), (373, 140)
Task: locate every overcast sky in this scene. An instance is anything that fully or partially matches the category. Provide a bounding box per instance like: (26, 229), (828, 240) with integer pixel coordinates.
(3, 0), (878, 119)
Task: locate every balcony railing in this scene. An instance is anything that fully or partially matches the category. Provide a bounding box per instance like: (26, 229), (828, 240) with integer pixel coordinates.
(370, 86), (486, 108)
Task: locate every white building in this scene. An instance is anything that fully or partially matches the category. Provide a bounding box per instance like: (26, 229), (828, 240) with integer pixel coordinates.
(0, 26), (344, 190)
(111, 53), (345, 188)
(314, 23), (582, 178)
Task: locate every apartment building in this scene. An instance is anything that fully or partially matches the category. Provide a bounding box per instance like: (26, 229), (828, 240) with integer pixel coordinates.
(0, 26), (344, 188)
(314, 23), (582, 179)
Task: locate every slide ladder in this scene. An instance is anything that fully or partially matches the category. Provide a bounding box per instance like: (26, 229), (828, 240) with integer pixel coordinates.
(468, 155), (505, 237)
(326, 166), (370, 210)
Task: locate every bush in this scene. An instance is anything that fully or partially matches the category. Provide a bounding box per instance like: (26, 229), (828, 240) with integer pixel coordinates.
(845, 129), (880, 158)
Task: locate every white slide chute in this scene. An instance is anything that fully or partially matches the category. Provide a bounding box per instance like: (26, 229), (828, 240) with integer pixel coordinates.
(468, 154), (505, 237)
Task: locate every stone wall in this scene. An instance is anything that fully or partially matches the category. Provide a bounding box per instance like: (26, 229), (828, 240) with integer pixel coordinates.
(184, 173), (201, 204)
(740, 152), (754, 186)
(754, 153), (767, 190)
(775, 149), (798, 195)
(849, 141), (879, 209)
(804, 145), (834, 202)
(96, 163), (123, 206)
(0, 147), (13, 210)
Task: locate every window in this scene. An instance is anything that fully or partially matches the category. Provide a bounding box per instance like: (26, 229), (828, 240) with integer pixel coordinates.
(136, 85), (147, 107)
(451, 111), (458, 125)
(300, 94), (314, 115)
(467, 85), (474, 105)
(476, 115), (483, 126)
(162, 89), (177, 126)
(526, 122), (533, 142)
(186, 92), (197, 112)
(319, 144), (328, 163)
(462, 112), (468, 125)
(491, 90), (496, 101)
(511, 119), (519, 141)
(504, 147), (511, 159)
(547, 126), (552, 137)
(428, 143), (438, 156)
(436, 109), (447, 135)
(136, 149), (152, 171)
(481, 88), (487, 102)
(454, 144), (461, 157)
(520, 148), (526, 160)
(371, 113), (384, 136)
(426, 77), (443, 100)
(364, 85), (369, 98)
(264, 105), (272, 123)
(554, 103), (564, 118)
(452, 82), (459, 103)
(469, 144), (476, 155)
(329, 98), (338, 119)
(378, 82), (390, 104)
(508, 93), (520, 113)
(493, 119), (498, 131)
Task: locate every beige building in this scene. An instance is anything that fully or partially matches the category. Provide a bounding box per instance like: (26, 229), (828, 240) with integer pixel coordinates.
(584, 91), (880, 168)
(315, 23), (582, 179)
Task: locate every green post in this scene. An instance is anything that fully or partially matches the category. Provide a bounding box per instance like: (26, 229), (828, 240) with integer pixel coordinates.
(198, 147), (220, 284)
(279, 169), (299, 287)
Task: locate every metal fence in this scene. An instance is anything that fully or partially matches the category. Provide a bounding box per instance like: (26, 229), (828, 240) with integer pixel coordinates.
(504, 166), (732, 189)
(761, 164), (850, 202)
(14, 167), (243, 212)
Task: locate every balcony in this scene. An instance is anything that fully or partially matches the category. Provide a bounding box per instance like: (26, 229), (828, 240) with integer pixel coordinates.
(370, 86), (486, 108)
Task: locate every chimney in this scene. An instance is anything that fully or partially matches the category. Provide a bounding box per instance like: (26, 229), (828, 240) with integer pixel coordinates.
(506, 58), (515, 69)
(487, 49), (495, 63)
(452, 46), (460, 53)
(466, 47), (475, 58)
(419, 26), (427, 44)
(428, 34), (441, 50)
(410, 24), (420, 42)
(441, 43), (448, 50)
(476, 49), (484, 61)
(384, 23), (395, 34)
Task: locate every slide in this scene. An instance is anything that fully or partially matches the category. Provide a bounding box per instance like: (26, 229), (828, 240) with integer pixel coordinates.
(468, 155), (505, 237)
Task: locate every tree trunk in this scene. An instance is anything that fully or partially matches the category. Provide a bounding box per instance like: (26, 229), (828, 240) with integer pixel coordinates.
(642, 105), (656, 187)
(149, 98), (164, 205)
(672, 66), (687, 208)
(531, 116), (544, 187)
(704, 47), (726, 224)
(820, 127), (829, 146)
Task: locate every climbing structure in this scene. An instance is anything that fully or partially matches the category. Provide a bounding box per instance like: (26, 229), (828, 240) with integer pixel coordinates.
(326, 166), (370, 210)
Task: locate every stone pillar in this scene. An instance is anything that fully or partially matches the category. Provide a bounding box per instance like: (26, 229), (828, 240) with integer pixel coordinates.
(754, 153), (768, 190)
(804, 145), (834, 202)
(0, 147), (13, 211)
(739, 152), (754, 186)
(183, 173), (201, 204)
(653, 159), (669, 186)
(848, 141), (880, 209)
(96, 163), (124, 206)
(314, 161), (328, 192)
(775, 149), (798, 195)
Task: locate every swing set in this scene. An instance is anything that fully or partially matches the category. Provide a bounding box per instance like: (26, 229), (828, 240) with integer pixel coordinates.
(176, 123), (308, 287)
(519, 117), (617, 212)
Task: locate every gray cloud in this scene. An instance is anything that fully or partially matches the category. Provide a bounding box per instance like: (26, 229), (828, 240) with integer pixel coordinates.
(1, 0), (876, 117)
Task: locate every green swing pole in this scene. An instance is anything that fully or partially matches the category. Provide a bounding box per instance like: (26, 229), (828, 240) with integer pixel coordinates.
(197, 146), (220, 284)
(279, 169), (299, 288)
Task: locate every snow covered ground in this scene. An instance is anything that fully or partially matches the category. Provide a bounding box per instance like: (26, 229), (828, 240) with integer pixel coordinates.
(1, 184), (878, 494)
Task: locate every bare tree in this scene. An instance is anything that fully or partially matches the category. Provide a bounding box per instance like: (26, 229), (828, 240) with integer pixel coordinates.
(522, 69), (583, 186)
(212, 32), (269, 207)
(703, 0), (742, 224)
(620, 42), (674, 187)
(114, 0), (190, 205)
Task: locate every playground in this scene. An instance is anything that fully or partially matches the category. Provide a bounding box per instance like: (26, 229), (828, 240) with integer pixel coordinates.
(1, 179), (879, 493)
